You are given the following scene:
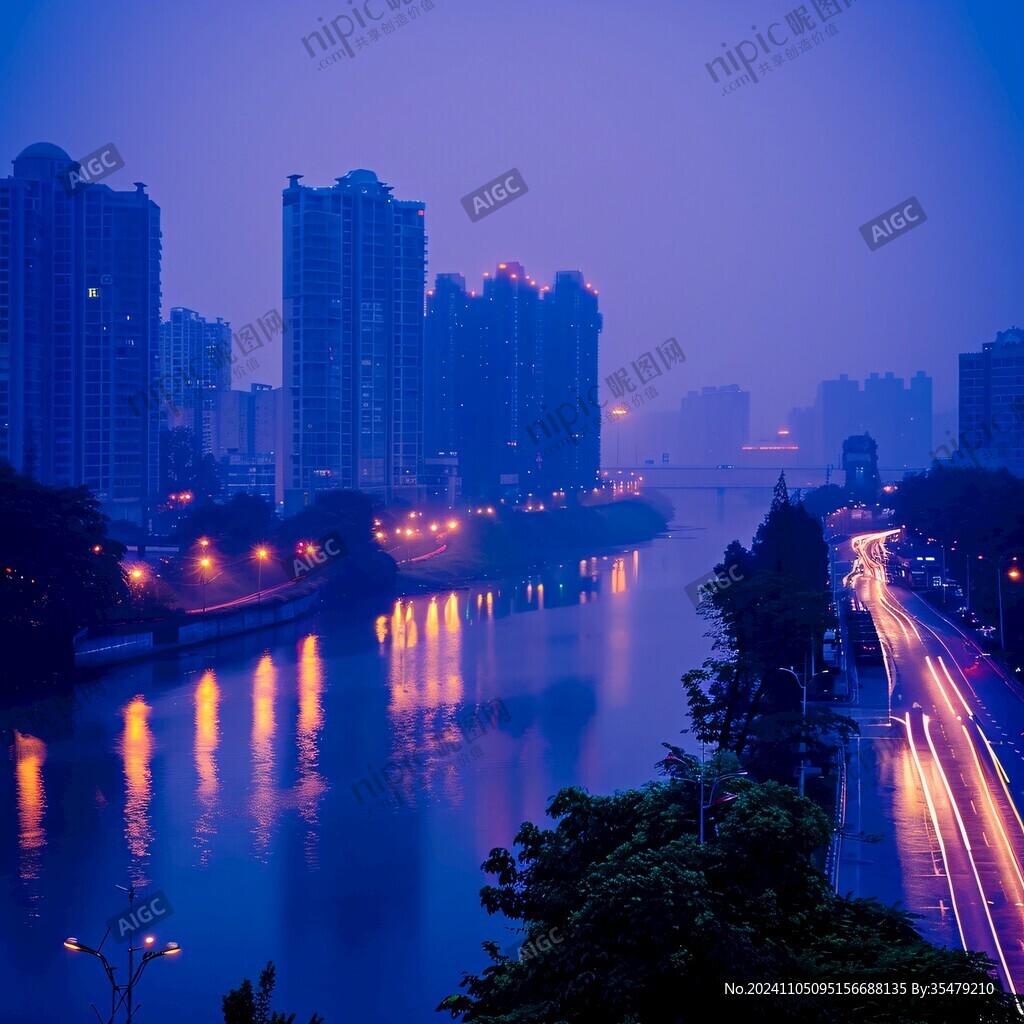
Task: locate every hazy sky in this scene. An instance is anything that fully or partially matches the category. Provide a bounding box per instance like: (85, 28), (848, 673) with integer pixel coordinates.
(2, 0), (1022, 437)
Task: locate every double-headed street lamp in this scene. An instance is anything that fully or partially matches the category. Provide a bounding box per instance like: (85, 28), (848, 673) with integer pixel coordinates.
(64, 886), (181, 1022)
(665, 754), (748, 844)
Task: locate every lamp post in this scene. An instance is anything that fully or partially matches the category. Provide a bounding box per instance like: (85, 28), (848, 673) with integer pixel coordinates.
(64, 885), (181, 1022)
(255, 547), (268, 606)
(199, 556), (211, 613)
(779, 667), (807, 796)
(665, 754), (747, 844)
(998, 555), (1020, 651)
(700, 771), (748, 844)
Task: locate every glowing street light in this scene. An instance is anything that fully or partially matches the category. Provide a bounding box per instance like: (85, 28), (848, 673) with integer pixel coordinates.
(255, 546), (269, 605)
(998, 555), (1021, 650)
(199, 556), (212, 613)
(64, 885), (181, 1022)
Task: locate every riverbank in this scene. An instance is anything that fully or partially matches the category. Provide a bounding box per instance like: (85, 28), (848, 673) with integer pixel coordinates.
(398, 496), (670, 591)
(59, 497), (670, 671)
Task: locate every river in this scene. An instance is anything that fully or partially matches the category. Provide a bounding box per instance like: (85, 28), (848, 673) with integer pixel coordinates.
(0, 490), (769, 1023)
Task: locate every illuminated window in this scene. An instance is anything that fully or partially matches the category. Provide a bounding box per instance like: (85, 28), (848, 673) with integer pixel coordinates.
(88, 288), (98, 298)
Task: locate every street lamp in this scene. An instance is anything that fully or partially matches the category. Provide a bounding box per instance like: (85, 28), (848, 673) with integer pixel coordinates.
(998, 555), (1020, 651)
(64, 887), (181, 1023)
(199, 556), (211, 613)
(779, 667), (807, 796)
(664, 754), (748, 844)
(255, 546), (269, 606)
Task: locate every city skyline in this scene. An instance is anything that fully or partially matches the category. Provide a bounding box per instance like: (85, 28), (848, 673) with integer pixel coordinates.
(5, 4), (1024, 1021)
(4, 1), (1024, 438)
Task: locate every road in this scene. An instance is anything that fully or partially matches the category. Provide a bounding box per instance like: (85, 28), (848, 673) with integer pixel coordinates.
(849, 529), (1024, 997)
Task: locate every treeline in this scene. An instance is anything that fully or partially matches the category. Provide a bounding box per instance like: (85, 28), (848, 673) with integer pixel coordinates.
(683, 473), (852, 793)
(438, 474), (1018, 1021)
(894, 464), (1024, 656)
(403, 495), (670, 588)
(0, 463), (127, 677)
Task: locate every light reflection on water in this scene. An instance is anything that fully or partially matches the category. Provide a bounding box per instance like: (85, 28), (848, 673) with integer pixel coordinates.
(193, 671), (220, 867)
(120, 696), (154, 885)
(15, 732), (46, 903)
(2, 520), (761, 1023)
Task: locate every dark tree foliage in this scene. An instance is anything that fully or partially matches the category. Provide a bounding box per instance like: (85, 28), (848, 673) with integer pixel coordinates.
(0, 462), (127, 668)
(280, 489), (397, 598)
(682, 473), (849, 779)
(278, 489), (381, 554)
(162, 426), (221, 502)
(801, 483), (848, 522)
(894, 465), (1024, 653)
(894, 465), (1024, 559)
(177, 493), (276, 554)
(439, 778), (1015, 1023)
(222, 961), (323, 1024)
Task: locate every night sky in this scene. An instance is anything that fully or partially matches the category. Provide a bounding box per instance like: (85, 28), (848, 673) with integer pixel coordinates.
(1, 0), (1022, 437)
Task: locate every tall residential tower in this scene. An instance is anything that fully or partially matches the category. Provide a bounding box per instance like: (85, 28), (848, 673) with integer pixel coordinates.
(282, 169), (425, 512)
(0, 143), (161, 522)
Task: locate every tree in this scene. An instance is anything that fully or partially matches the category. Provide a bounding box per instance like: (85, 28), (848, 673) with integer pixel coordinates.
(178, 493), (275, 554)
(683, 478), (843, 780)
(0, 462), (127, 670)
(162, 426), (221, 502)
(222, 962), (323, 1024)
(801, 483), (847, 522)
(438, 779), (1016, 1023)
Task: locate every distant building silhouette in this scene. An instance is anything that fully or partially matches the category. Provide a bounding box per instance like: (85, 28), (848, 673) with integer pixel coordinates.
(679, 385), (750, 465)
(211, 384), (280, 504)
(159, 307), (232, 451)
(0, 143), (161, 523)
(424, 263), (601, 500)
(842, 433), (880, 502)
(796, 371), (931, 469)
(282, 169), (425, 512)
(956, 328), (1024, 474)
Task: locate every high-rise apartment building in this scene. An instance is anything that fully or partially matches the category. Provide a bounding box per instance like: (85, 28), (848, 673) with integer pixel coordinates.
(282, 169), (425, 512)
(812, 371), (931, 469)
(211, 383), (279, 504)
(0, 143), (161, 522)
(159, 307), (231, 451)
(424, 263), (601, 499)
(957, 328), (1024, 474)
(679, 385), (750, 465)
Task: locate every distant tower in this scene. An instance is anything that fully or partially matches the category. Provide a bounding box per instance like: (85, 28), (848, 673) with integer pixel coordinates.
(957, 328), (1024, 474)
(159, 308), (231, 452)
(424, 264), (601, 500)
(282, 169), (425, 512)
(0, 143), (161, 523)
(842, 433), (880, 502)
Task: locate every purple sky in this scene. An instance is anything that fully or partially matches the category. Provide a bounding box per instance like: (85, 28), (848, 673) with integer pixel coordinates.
(2, 0), (1023, 438)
